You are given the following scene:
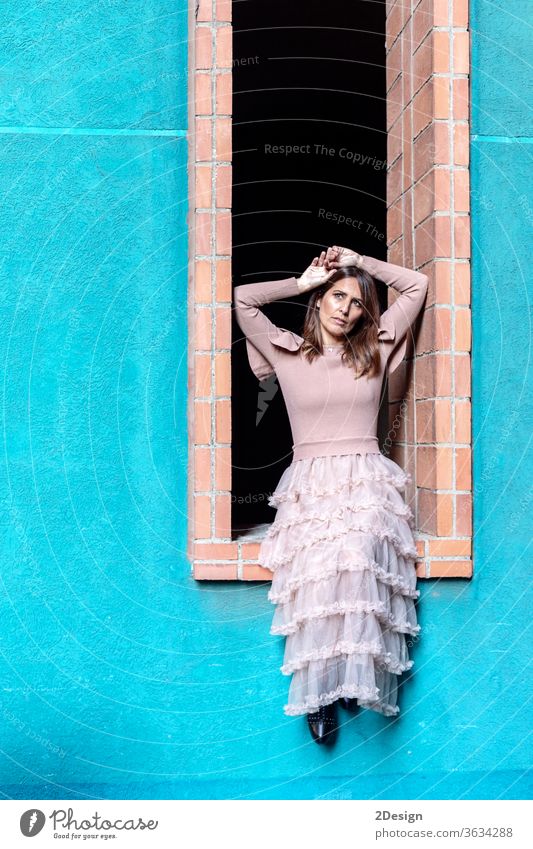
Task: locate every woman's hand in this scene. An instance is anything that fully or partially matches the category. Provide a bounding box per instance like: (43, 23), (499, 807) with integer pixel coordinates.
(324, 245), (363, 270)
(297, 250), (337, 293)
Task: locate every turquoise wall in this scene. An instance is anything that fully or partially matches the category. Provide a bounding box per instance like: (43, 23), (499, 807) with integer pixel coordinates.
(0, 2), (191, 797)
(0, 2), (531, 801)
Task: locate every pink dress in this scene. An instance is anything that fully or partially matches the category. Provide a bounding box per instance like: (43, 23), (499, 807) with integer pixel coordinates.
(234, 255), (428, 717)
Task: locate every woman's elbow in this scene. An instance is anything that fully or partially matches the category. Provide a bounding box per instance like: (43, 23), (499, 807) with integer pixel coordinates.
(417, 272), (429, 296)
(233, 284), (251, 309)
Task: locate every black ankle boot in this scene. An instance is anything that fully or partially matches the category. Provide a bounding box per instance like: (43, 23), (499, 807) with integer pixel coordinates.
(338, 696), (360, 713)
(306, 702), (338, 745)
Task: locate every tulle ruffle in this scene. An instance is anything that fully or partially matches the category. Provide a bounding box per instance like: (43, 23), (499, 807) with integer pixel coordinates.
(268, 452), (412, 507)
(259, 451), (421, 718)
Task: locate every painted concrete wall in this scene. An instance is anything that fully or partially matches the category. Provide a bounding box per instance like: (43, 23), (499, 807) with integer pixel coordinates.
(0, 2), (191, 796)
(0, 1), (531, 801)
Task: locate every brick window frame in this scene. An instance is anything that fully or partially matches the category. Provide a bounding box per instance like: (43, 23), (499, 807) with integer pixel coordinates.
(189, 0), (472, 581)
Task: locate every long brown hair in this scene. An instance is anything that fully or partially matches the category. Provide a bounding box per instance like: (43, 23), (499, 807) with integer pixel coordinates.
(300, 266), (381, 378)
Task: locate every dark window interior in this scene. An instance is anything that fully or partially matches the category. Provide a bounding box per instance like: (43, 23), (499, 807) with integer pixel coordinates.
(231, 0), (387, 537)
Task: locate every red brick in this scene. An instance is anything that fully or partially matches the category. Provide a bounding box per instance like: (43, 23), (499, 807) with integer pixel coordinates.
(434, 0), (450, 26)
(454, 30), (470, 74)
(435, 168), (451, 212)
(412, 0), (433, 46)
(402, 111), (413, 192)
(455, 447), (472, 490)
(415, 216), (435, 266)
(216, 210), (231, 254)
(454, 215), (470, 259)
(216, 164), (232, 208)
(454, 0), (469, 28)
(418, 490), (453, 536)
(216, 259), (232, 301)
(454, 123), (469, 166)
(454, 263), (470, 305)
(428, 560), (472, 578)
(414, 169), (433, 226)
(195, 118), (212, 162)
(215, 306), (232, 349)
(387, 198), (403, 245)
(195, 27), (213, 70)
(194, 446), (211, 491)
(434, 122), (451, 165)
(413, 79), (433, 138)
(386, 37), (402, 93)
(455, 399), (471, 443)
(194, 400), (212, 443)
(433, 31), (451, 74)
(195, 260), (212, 302)
(403, 190), (414, 267)
(241, 542), (261, 560)
(388, 122), (402, 167)
(413, 123), (435, 182)
(434, 76), (450, 119)
(196, 0), (212, 21)
(215, 351), (231, 395)
(387, 77), (403, 131)
(415, 353), (453, 398)
(387, 154), (403, 206)
(454, 170), (470, 212)
(215, 26), (232, 68)
(215, 398), (231, 442)
(389, 236), (404, 266)
(416, 398), (452, 443)
(412, 31), (432, 95)
(402, 17), (413, 107)
(455, 308), (471, 351)
(195, 164), (212, 209)
(436, 214), (452, 257)
(242, 565), (273, 581)
(194, 542), (238, 560)
(195, 211), (212, 255)
(429, 538), (472, 556)
(193, 74), (211, 116)
(194, 563), (238, 580)
(415, 560), (426, 579)
(453, 77), (469, 120)
(456, 493), (472, 536)
(455, 354), (471, 396)
(433, 260), (452, 303)
(194, 354), (212, 397)
(417, 446), (453, 489)
(416, 538), (426, 558)
(386, 1), (405, 49)
(216, 0), (232, 22)
(216, 117), (232, 161)
(216, 72), (232, 114)
(214, 494), (231, 536)
(194, 495), (212, 538)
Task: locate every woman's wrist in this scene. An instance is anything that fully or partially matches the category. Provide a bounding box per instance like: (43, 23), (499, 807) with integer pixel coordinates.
(350, 251), (364, 269)
(296, 275), (315, 294)
(325, 245), (365, 271)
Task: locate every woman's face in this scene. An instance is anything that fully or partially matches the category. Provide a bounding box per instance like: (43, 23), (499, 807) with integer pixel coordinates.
(316, 278), (364, 345)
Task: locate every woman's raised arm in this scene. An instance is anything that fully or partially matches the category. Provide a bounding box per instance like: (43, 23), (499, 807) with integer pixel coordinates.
(233, 276), (303, 380)
(357, 254), (428, 345)
(233, 254), (336, 380)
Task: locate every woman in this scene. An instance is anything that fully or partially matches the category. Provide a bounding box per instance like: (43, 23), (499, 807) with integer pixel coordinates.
(233, 245), (428, 745)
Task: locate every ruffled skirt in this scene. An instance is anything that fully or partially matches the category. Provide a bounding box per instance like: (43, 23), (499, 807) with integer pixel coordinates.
(258, 452), (421, 717)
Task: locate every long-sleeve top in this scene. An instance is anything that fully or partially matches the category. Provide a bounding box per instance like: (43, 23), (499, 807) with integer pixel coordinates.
(233, 256), (428, 461)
